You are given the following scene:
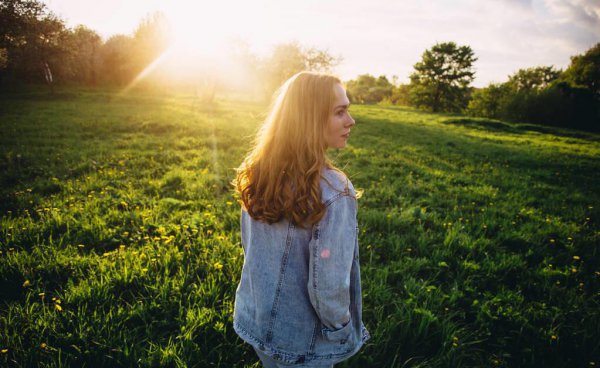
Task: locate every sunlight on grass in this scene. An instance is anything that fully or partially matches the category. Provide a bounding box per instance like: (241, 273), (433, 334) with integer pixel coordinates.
(0, 90), (598, 367)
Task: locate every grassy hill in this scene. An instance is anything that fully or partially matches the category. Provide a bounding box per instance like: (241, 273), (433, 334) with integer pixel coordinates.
(1, 88), (599, 367)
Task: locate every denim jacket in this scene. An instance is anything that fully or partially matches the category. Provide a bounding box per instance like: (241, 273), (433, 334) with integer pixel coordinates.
(233, 168), (370, 366)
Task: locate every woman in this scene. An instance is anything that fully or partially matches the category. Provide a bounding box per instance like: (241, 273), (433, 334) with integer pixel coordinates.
(233, 71), (369, 367)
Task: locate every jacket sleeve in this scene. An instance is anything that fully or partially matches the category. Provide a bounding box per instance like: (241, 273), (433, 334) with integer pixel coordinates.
(307, 193), (357, 336)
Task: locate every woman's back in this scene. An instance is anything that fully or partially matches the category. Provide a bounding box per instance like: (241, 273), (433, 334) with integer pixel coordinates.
(234, 168), (369, 365)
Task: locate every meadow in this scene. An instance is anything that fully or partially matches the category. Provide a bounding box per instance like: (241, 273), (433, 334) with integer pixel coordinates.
(0, 87), (599, 367)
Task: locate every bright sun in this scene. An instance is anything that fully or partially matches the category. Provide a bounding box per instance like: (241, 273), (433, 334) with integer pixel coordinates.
(149, 1), (270, 81)
(163, 1), (273, 59)
(123, 0), (279, 91)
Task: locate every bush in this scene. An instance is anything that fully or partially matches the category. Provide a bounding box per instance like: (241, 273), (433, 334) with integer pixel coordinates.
(468, 82), (599, 132)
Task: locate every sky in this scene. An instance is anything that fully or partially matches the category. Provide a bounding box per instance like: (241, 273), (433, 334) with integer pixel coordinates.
(45, 0), (599, 87)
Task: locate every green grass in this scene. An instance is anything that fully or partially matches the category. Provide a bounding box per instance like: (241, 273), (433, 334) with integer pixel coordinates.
(1, 88), (599, 367)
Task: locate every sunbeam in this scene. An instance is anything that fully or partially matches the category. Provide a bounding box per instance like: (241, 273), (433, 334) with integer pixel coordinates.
(119, 47), (173, 95)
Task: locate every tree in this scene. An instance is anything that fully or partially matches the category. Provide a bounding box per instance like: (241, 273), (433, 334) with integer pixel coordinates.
(562, 43), (600, 100)
(132, 12), (170, 73)
(14, 13), (67, 84)
(345, 74), (394, 104)
(0, 0), (45, 50)
(466, 83), (512, 118)
(98, 34), (136, 85)
(0, 48), (7, 70)
(64, 25), (102, 84)
(0, 0), (68, 84)
(387, 83), (412, 106)
(506, 66), (561, 92)
(409, 41), (477, 112)
(261, 42), (340, 95)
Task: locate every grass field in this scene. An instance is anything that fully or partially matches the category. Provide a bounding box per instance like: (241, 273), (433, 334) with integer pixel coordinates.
(1, 87), (599, 367)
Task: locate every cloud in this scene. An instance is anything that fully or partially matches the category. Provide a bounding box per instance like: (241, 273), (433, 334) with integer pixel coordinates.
(499, 0), (534, 9)
(544, 0), (600, 31)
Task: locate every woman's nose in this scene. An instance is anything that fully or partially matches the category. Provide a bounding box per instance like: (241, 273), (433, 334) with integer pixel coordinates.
(346, 115), (355, 127)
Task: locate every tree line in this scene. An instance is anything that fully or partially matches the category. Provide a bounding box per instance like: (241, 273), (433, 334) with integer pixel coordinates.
(0, 0), (171, 87)
(346, 42), (600, 132)
(0, 0), (336, 97)
(2, 0), (598, 132)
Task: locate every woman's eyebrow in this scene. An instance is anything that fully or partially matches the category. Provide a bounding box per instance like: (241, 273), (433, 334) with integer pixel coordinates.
(335, 103), (350, 109)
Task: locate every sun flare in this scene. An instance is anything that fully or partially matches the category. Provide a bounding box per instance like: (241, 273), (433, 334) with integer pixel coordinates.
(143, 1), (271, 84)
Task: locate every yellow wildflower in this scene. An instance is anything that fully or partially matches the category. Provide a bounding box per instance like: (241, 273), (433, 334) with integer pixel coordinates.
(40, 343), (47, 349)
(54, 304), (62, 312)
(213, 262), (223, 270)
(22, 280), (31, 288)
(1, 348), (7, 353)
(573, 255), (581, 261)
(551, 335), (557, 341)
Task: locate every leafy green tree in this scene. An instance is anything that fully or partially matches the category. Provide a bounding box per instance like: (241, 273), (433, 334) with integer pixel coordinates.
(261, 42), (340, 95)
(0, 0), (67, 84)
(14, 13), (67, 83)
(562, 42), (600, 100)
(409, 41), (477, 112)
(63, 25), (102, 84)
(387, 84), (412, 105)
(346, 74), (394, 104)
(466, 83), (512, 118)
(506, 66), (561, 92)
(0, 0), (45, 50)
(98, 34), (136, 85)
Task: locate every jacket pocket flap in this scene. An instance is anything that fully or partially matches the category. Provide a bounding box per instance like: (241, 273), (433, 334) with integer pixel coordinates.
(321, 319), (353, 342)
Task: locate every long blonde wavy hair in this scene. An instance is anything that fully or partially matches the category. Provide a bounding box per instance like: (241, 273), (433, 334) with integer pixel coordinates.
(234, 71), (342, 227)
